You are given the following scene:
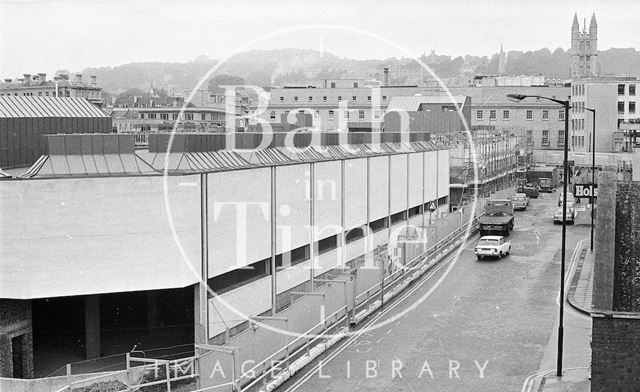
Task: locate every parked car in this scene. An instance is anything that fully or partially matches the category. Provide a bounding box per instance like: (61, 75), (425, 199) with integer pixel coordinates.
(553, 207), (575, 224)
(523, 183), (540, 198)
(475, 235), (512, 260)
(512, 193), (529, 211)
(558, 192), (575, 207)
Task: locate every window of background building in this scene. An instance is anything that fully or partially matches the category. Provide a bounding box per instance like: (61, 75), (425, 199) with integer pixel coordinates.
(185, 113), (193, 121)
(294, 96), (298, 101)
(367, 96), (371, 102)
(542, 110), (549, 120)
(382, 95), (387, 101)
(618, 102), (625, 114)
(140, 113), (145, 119)
(526, 110), (533, 120)
(322, 96), (327, 102)
(201, 113), (206, 121)
(314, 110), (320, 118)
(161, 113), (169, 120)
(542, 130), (550, 146)
(344, 110), (349, 119)
(489, 110), (496, 120)
(328, 110), (335, 120)
(358, 110), (365, 120)
(526, 130), (533, 146)
(280, 96), (284, 102)
(353, 83), (359, 88)
(558, 130), (565, 147)
(308, 96), (313, 102)
(618, 84), (625, 95)
(172, 113), (178, 120)
(374, 110), (381, 120)
(148, 113), (157, 119)
(270, 111), (276, 121)
(337, 96), (342, 101)
(630, 102), (636, 114)
(477, 110), (483, 120)
(631, 85), (636, 96)
(559, 110), (565, 120)
(352, 96), (357, 101)
(331, 82), (336, 88)
(503, 110), (510, 120)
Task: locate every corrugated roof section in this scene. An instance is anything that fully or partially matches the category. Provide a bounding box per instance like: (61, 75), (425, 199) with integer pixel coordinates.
(0, 96), (109, 118)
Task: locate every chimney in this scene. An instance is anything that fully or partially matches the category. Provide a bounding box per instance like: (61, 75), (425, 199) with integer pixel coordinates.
(4, 78), (12, 83)
(38, 73), (47, 82)
(23, 74), (31, 85)
(90, 75), (97, 86)
(74, 73), (82, 84)
(383, 67), (390, 86)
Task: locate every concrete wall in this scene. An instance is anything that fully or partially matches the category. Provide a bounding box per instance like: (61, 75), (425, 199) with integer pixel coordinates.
(0, 300), (33, 378)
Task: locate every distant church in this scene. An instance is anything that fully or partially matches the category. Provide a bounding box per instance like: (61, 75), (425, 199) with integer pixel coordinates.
(571, 13), (599, 78)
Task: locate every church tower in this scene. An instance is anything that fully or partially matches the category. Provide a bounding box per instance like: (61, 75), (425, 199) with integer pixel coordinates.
(571, 13), (599, 79)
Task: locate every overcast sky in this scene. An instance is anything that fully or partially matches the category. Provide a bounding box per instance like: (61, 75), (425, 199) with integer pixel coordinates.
(1, 0), (639, 77)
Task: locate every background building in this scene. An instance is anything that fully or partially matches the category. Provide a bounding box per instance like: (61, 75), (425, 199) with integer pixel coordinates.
(571, 77), (640, 153)
(0, 96), (112, 169)
(0, 73), (103, 107)
(571, 13), (599, 79)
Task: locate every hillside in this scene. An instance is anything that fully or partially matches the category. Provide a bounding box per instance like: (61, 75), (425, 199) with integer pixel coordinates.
(82, 47), (640, 95)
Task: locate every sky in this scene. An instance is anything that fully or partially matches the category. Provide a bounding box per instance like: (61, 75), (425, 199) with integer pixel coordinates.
(1, 0), (640, 77)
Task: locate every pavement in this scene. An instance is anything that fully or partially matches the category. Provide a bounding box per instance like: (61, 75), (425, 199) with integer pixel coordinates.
(533, 234), (593, 392)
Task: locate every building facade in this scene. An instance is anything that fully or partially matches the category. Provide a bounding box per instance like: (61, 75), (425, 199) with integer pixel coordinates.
(570, 77), (640, 153)
(0, 73), (103, 107)
(447, 86), (571, 151)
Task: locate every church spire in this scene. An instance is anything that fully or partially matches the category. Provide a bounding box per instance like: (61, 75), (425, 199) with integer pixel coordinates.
(498, 43), (506, 76)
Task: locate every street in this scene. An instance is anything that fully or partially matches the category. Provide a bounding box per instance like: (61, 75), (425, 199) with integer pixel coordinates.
(279, 190), (592, 392)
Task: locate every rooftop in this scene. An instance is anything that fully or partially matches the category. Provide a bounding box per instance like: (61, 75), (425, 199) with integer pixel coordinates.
(0, 96), (109, 118)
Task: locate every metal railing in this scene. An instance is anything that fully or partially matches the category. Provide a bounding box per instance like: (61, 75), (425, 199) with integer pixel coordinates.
(236, 305), (349, 392)
(354, 217), (480, 315)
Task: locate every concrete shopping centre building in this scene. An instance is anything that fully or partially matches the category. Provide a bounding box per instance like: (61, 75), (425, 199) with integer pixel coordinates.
(0, 129), (451, 381)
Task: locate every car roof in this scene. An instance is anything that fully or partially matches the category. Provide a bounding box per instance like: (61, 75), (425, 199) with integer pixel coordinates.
(479, 235), (503, 240)
(513, 193), (527, 197)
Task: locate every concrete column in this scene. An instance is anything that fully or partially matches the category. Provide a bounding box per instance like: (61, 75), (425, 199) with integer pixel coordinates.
(592, 165), (617, 312)
(147, 291), (158, 333)
(84, 295), (100, 360)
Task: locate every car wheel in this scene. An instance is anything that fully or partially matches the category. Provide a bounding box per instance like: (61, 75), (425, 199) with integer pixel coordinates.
(477, 255), (482, 261)
(506, 247), (510, 255)
(498, 252), (503, 259)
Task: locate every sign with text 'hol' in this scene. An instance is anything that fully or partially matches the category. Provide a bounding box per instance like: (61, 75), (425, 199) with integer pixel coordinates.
(574, 183), (598, 199)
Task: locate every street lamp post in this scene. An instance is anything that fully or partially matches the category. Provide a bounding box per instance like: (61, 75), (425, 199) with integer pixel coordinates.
(585, 108), (596, 252)
(507, 94), (570, 378)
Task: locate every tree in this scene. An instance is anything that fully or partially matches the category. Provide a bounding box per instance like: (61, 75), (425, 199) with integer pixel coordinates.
(117, 87), (144, 98)
(207, 74), (245, 94)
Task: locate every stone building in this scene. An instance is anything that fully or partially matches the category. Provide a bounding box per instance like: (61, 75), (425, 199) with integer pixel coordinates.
(591, 166), (640, 391)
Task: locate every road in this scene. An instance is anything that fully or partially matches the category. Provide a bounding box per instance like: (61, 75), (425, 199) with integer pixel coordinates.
(278, 190), (591, 392)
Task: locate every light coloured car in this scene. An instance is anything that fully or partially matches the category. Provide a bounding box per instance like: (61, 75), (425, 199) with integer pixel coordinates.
(475, 235), (512, 260)
(553, 207), (575, 224)
(512, 193), (529, 211)
(558, 192), (575, 207)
